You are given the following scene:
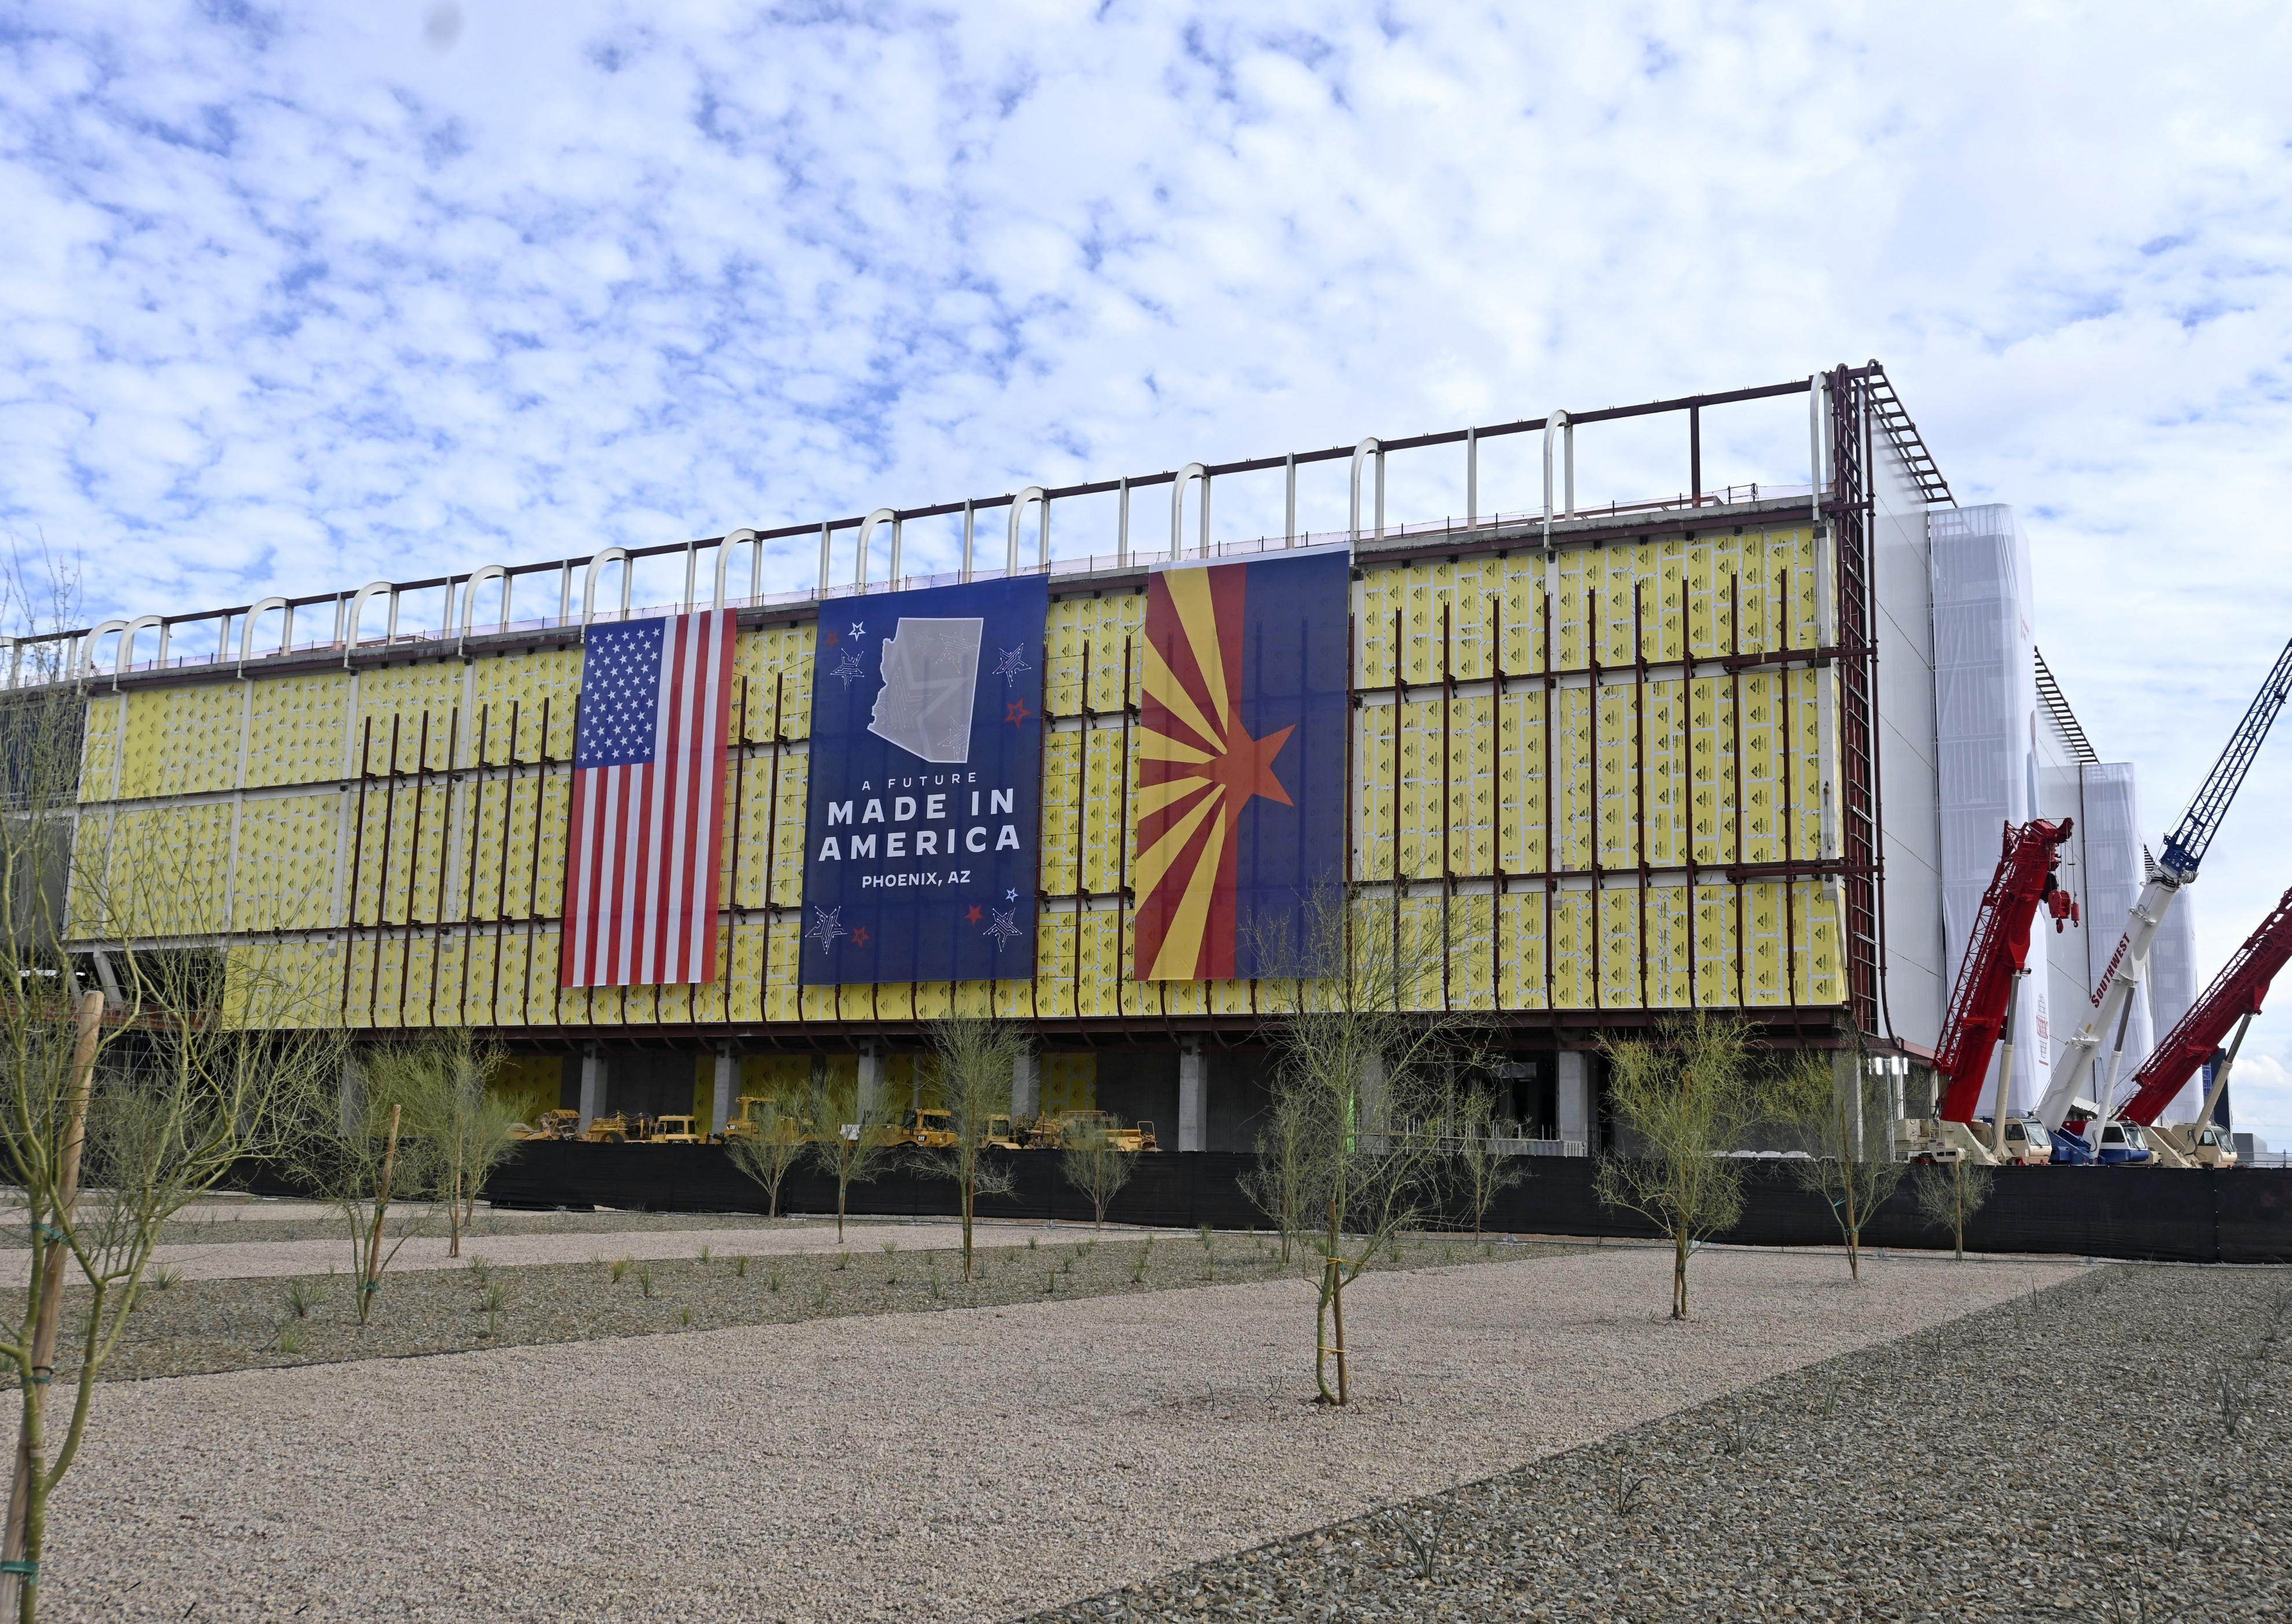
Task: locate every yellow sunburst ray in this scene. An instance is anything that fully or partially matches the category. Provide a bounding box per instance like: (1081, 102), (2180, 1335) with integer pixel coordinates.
(1140, 636), (1224, 756)
(1147, 810), (1229, 980)
(1162, 566), (1232, 733)
(1132, 785), (1225, 905)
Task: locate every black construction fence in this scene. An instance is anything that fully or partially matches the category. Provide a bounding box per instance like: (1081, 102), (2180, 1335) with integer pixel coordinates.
(465, 1145), (2292, 1266)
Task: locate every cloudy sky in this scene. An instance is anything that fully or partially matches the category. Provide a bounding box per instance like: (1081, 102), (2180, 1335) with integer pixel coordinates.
(6, 2), (2292, 1139)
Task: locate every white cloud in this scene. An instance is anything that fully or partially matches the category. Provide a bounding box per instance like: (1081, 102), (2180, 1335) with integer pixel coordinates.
(4, 0), (2292, 1074)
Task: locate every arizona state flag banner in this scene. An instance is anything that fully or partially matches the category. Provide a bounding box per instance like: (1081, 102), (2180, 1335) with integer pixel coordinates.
(1133, 547), (1349, 980)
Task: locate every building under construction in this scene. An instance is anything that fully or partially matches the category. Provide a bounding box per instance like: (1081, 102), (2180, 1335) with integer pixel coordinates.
(30, 362), (2198, 1151)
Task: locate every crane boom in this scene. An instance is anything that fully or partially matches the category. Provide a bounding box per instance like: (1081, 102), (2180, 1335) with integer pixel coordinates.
(2038, 634), (2292, 1133)
(1934, 819), (2078, 1124)
(2117, 883), (2292, 1126)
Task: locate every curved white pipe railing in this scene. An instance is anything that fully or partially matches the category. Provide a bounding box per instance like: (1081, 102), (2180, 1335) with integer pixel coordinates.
(78, 619), (129, 682)
(240, 597), (292, 664)
(116, 615), (164, 680)
(854, 509), (896, 589)
(712, 528), (760, 609)
(1349, 439), (1382, 542)
(343, 583), (395, 663)
(1541, 410), (1574, 552)
(1008, 487), (1047, 574)
(1171, 464), (1208, 559)
(582, 549), (631, 626)
(459, 567), (510, 637)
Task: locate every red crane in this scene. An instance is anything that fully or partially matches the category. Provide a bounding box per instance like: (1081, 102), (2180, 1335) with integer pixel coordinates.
(2116, 883), (2292, 1127)
(1935, 819), (2080, 1125)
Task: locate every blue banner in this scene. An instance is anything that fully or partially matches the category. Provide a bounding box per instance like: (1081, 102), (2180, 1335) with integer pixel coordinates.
(798, 574), (1048, 985)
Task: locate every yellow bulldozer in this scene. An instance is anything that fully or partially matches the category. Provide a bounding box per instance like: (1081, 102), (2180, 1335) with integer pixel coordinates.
(1026, 1110), (1158, 1152)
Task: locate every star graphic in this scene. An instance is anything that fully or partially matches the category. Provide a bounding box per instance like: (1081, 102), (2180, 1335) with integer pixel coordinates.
(965, 905), (983, 923)
(832, 649), (865, 688)
(849, 620), (866, 638)
(1004, 698), (1033, 726)
(806, 907), (846, 950)
(851, 925), (871, 947)
(1005, 888), (1018, 902)
(985, 909), (1023, 949)
(991, 644), (1031, 682)
(1203, 717), (1296, 835)
(825, 629), (840, 646)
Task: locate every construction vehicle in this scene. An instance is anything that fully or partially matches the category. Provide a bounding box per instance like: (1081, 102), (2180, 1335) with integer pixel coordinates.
(2106, 882), (2292, 1167)
(982, 1114), (1027, 1151)
(1897, 818), (2080, 1166)
(723, 1094), (808, 1145)
(648, 1115), (705, 1144)
(582, 1112), (631, 1144)
(1027, 1110), (1159, 1152)
(2037, 634), (2292, 1158)
(512, 1109), (581, 1142)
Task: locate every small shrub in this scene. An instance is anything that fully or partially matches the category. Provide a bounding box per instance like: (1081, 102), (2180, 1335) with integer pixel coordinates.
(1197, 1223), (1213, 1250)
(881, 1239), (898, 1256)
(1027, 1236), (1039, 1251)
(277, 1323), (303, 1357)
(151, 1266), (182, 1292)
(698, 1244), (712, 1265)
(734, 1255), (749, 1279)
(609, 1258), (630, 1284)
(767, 1266), (783, 1294)
(637, 1266), (655, 1298)
(480, 1307), (504, 1340)
(810, 1281), (831, 1313)
(284, 1279), (327, 1320)
(1610, 1465), (1649, 1519)
(832, 1252), (850, 1272)
(478, 1283), (508, 1314)
(1131, 1239), (1154, 1284)
(678, 1306), (694, 1327)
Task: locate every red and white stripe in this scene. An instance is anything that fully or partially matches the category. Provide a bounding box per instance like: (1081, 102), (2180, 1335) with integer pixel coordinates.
(559, 609), (736, 986)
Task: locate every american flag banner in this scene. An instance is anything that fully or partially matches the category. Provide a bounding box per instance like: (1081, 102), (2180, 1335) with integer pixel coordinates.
(559, 609), (738, 987)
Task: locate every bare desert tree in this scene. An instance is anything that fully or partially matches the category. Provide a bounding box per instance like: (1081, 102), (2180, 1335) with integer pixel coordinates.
(806, 1070), (895, 1243)
(918, 1017), (1029, 1278)
(304, 1062), (436, 1325)
(1911, 1158), (1995, 1261)
(726, 1069), (810, 1219)
(0, 580), (345, 1622)
(1059, 1118), (1136, 1231)
(1593, 1014), (1762, 1320)
(1443, 1082), (1529, 1242)
(1260, 890), (1467, 1406)
(369, 1029), (522, 1256)
(1780, 1044), (1907, 1282)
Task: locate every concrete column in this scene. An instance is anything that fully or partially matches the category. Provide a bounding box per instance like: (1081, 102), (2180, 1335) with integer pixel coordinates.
(1360, 1053), (1389, 1152)
(857, 1049), (887, 1118)
(1011, 1052), (1040, 1122)
(1556, 1050), (1590, 1151)
(710, 1051), (737, 1138)
(578, 1050), (606, 1131)
(1177, 1043), (1207, 1153)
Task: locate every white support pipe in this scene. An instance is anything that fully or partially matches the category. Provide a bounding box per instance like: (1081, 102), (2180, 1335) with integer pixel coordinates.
(681, 542), (697, 612)
(240, 597), (292, 664)
(817, 522), (833, 594)
(890, 516), (904, 585)
(1283, 454), (1297, 545)
(1808, 372), (1827, 521)
(79, 619), (129, 682)
(582, 548), (631, 626)
(1465, 427), (1478, 526)
(1008, 486), (1047, 573)
(1171, 464), (1209, 559)
(854, 508), (895, 589)
(1349, 438), (1382, 542)
(712, 528), (759, 610)
(960, 501), (976, 581)
(460, 567), (509, 637)
(1541, 410), (1574, 552)
(1115, 479), (1129, 568)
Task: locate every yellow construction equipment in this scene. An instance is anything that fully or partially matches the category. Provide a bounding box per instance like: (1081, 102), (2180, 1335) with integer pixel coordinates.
(582, 1112), (631, 1144)
(512, 1108), (581, 1142)
(1027, 1110), (1158, 1152)
(648, 1115), (705, 1144)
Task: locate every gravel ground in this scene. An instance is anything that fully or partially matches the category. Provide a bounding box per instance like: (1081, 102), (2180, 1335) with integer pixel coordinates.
(1032, 1262), (2292, 1623)
(0, 1211), (1170, 1285)
(13, 1245), (2071, 1622)
(46, 1229), (1522, 1382)
(0, 1197), (909, 1251)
